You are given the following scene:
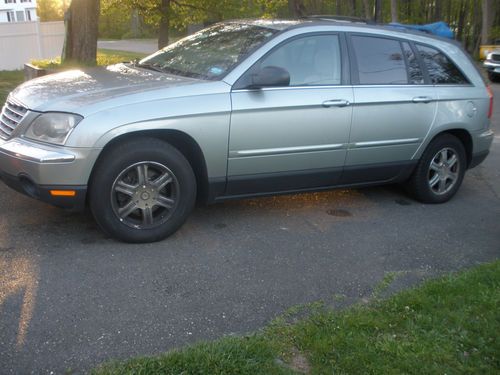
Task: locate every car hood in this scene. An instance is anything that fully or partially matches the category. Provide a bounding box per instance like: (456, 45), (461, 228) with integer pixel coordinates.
(10, 63), (201, 113)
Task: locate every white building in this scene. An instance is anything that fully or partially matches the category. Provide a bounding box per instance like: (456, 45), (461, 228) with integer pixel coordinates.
(0, 0), (37, 23)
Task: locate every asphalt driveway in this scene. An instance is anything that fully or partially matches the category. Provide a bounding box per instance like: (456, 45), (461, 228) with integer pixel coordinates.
(98, 39), (157, 54)
(1, 84), (499, 374)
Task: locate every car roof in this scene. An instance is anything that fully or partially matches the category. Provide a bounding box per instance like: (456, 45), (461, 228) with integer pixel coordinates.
(226, 17), (459, 46)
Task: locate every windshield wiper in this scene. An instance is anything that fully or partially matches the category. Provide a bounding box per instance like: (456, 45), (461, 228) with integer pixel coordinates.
(134, 61), (165, 73)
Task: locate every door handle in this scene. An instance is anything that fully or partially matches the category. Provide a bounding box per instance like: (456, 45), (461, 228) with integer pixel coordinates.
(322, 99), (350, 108)
(412, 96), (434, 103)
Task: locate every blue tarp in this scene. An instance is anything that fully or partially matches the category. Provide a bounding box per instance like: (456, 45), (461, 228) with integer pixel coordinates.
(388, 21), (454, 39)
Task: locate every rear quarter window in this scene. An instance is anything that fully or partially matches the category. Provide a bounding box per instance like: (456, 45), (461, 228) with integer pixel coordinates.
(416, 44), (469, 84)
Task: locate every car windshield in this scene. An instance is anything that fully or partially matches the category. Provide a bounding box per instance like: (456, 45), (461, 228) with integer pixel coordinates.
(137, 23), (278, 80)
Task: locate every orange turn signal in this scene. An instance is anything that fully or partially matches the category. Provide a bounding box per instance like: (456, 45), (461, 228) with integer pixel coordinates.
(50, 190), (76, 197)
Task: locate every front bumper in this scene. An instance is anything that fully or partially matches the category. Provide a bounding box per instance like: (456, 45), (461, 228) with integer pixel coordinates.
(484, 60), (500, 74)
(0, 138), (100, 210)
(0, 170), (87, 210)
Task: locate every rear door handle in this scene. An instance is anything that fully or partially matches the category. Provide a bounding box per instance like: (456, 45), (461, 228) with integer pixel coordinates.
(322, 99), (350, 108)
(412, 96), (434, 103)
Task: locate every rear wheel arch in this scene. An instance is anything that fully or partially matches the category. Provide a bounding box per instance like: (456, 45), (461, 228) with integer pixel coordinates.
(407, 133), (467, 203)
(422, 129), (473, 168)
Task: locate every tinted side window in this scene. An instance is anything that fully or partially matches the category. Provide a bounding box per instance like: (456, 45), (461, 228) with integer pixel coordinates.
(259, 34), (341, 86)
(402, 42), (424, 84)
(351, 35), (407, 84)
(416, 44), (469, 84)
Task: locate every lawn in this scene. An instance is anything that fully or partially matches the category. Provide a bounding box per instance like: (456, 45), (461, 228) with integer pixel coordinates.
(0, 49), (148, 105)
(0, 70), (24, 105)
(31, 49), (147, 70)
(93, 261), (500, 375)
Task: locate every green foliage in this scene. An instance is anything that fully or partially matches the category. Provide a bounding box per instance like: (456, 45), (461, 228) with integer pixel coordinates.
(93, 261), (500, 375)
(37, 0), (68, 22)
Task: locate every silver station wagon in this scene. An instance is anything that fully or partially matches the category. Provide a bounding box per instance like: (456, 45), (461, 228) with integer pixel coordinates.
(0, 19), (494, 242)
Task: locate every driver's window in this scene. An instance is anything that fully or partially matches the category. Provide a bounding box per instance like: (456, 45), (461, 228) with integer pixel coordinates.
(260, 34), (341, 86)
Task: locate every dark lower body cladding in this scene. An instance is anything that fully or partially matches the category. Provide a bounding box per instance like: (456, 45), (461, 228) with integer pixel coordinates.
(0, 171), (87, 211)
(469, 150), (489, 169)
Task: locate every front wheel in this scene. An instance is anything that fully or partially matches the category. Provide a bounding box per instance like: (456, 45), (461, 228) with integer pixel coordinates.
(89, 138), (196, 243)
(407, 134), (466, 203)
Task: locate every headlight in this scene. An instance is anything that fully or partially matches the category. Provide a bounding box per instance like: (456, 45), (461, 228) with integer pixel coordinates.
(25, 113), (83, 145)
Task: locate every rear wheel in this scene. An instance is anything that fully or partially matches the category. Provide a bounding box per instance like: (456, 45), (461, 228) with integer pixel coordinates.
(407, 134), (466, 203)
(89, 138), (196, 243)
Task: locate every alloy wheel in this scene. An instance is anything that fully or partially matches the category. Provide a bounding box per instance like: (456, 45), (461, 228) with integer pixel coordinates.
(110, 161), (180, 229)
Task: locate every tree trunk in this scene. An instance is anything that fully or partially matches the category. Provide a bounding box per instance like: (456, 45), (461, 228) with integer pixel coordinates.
(457, 0), (466, 43)
(351, 0), (357, 17)
(62, 0), (100, 64)
(158, 0), (170, 49)
(433, 0), (442, 21)
(481, 0), (494, 44)
(472, 0), (481, 55)
(362, 0), (372, 19)
(390, 0), (398, 22)
(130, 9), (140, 39)
(374, 0), (383, 22)
(446, 0), (452, 24)
(288, 0), (307, 18)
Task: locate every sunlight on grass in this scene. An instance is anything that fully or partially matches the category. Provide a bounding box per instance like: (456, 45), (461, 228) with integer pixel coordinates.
(31, 49), (148, 70)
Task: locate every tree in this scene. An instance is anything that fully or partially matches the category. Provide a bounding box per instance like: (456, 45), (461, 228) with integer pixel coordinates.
(362, 0), (372, 19)
(481, 0), (494, 44)
(63, 0), (100, 64)
(37, 0), (66, 21)
(374, 0), (382, 22)
(158, 0), (170, 49)
(390, 0), (398, 22)
(288, 0), (306, 18)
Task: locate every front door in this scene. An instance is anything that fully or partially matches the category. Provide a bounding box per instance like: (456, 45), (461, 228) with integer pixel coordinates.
(227, 33), (353, 195)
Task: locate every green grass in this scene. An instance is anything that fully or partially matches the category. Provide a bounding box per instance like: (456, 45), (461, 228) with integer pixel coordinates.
(0, 70), (24, 105)
(31, 49), (148, 70)
(93, 261), (500, 375)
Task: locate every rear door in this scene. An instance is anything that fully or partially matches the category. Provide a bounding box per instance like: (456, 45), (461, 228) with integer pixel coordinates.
(343, 34), (437, 183)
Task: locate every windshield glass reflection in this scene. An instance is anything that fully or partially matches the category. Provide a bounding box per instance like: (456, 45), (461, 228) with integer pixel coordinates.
(138, 23), (278, 80)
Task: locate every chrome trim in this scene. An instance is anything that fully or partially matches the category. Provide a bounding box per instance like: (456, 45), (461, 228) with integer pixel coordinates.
(0, 118), (15, 130)
(230, 143), (345, 157)
(351, 138), (421, 148)
(232, 85), (345, 93)
(0, 140), (75, 163)
(0, 99), (29, 140)
(478, 129), (494, 138)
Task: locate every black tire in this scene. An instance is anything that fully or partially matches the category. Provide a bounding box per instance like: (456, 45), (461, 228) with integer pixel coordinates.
(89, 138), (196, 243)
(407, 134), (466, 204)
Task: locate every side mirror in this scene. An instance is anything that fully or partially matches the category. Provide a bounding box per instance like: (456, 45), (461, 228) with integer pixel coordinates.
(249, 66), (290, 89)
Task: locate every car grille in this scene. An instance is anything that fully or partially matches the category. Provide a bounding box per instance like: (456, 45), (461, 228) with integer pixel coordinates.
(0, 98), (28, 140)
(491, 53), (500, 62)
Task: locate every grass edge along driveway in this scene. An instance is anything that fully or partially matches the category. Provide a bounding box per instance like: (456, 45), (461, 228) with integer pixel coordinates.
(93, 261), (500, 375)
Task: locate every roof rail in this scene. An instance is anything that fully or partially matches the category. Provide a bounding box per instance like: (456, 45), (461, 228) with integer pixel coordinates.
(304, 15), (376, 25)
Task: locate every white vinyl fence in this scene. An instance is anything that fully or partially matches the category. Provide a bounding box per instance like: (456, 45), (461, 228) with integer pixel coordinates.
(0, 21), (64, 70)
